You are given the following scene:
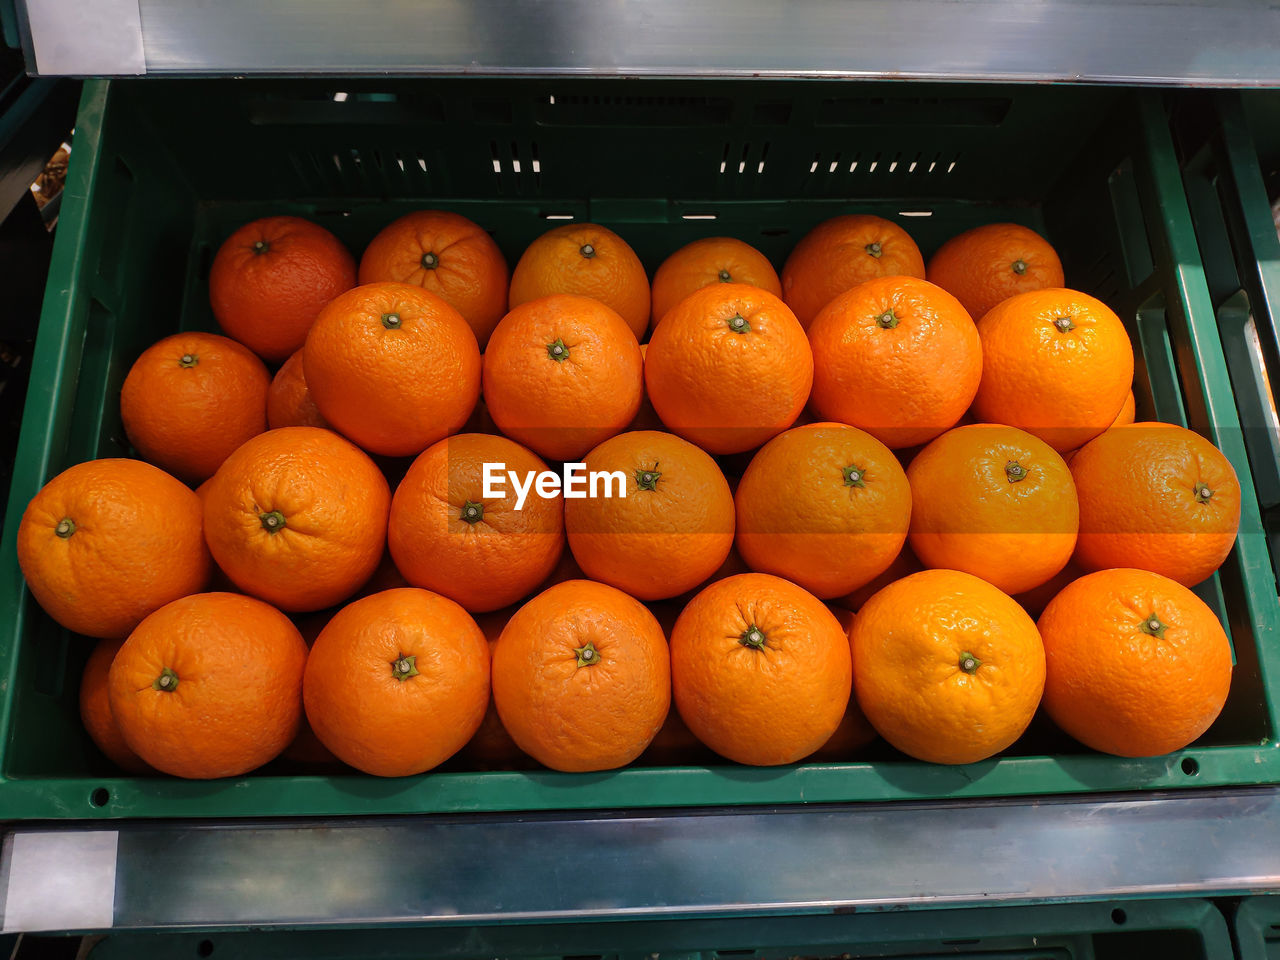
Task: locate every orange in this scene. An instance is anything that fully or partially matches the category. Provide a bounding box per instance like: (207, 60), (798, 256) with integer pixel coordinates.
(808, 276), (981, 449)
(907, 424), (1079, 595)
(851, 569), (1045, 764)
(926, 223), (1064, 321)
(109, 592), (307, 778)
(734, 423), (911, 598)
(389, 433), (565, 613)
(1013, 560), (1085, 619)
(493, 580), (670, 771)
(209, 216), (356, 362)
(121, 332), (270, 484)
(1070, 424), (1240, 586)
(645, 283), (813, 454)
(806, 607), (878, 761)
(279, 611), (342, 769)
(483, 294), (643, 461)
(80, 638), (151, 773)
(303, 588), (490, 776)
(627, 343), (665, 432)
(1113, 389), (1137, 427)
(833, 543), (923, 613)
(781, 215), (926, 329)
(1039, 568), (1232, 757)
(509, 223), (650, 339)
(202, 427), (391, 612)
(973, 288), (1134, 452)
(358, 210), (509, 348)
(18, 458), (211, 639)
(565, 430), (735, 601)
(303, 281), (481, 457)
(650, 237), (782, 326)
(460, 607), (532, 770)
(672, 573), (850, 765)
(267, 349), (329, 430)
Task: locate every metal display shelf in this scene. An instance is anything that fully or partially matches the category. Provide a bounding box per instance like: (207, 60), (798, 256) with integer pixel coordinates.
(12, 0), (1280, 85)
(3, 788), (1280, 933)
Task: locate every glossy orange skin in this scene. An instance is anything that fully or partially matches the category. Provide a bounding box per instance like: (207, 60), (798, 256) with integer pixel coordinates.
(303, 282), (481, 457)
(735, 424), (911, 599)
(832, 543), (923, 613)
(509, 223), (651, 339)
(645, 283), (813, 454)
(121, 332), (270, 484)
(459, 606), (533, 770)
(808, 276), (982, 449)
(267, 349), (329, 430)
(202, 427), (391, 612)
(671, 573), (851, 765)
(483, 294), (643, 461)
(782, 215), (926, 329)
(209, 216), (356, 362)
(926, 223), (1064, 321)
(566, 431), (735, 601)
(80, 638), (151, 773)
(1039, 568), (1232, 757)
(493, 580), (670, 772)
(358, 210), (509, 349)
(304, 588), (490, 776)
(1113, 389), (1137, 427)
(18, 458), (211, 639)
(973, 288), (1134, 452)
(851, 569), (1045, 765)
(109, 592), (307, 778)
(1013, 560), (1086, 620)
(389, 433), (565, 613)
(650, 237), (782, 327)
(1070, 423), (1240, 586)
(907, 424), (1080, 595)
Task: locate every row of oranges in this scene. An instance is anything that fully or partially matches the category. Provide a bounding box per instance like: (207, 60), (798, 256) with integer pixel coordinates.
(17, 209), (1242, 779)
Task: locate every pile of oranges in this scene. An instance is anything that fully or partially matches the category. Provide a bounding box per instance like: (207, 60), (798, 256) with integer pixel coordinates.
(19, 210), (1242, 780)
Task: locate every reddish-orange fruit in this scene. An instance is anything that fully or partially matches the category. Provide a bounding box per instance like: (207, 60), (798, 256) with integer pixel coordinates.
(650, 237), (782, 326)
(1070, 424), (1240, 586)
(358, 210), (509, 348)
(566, 430), (735, 601)
(80, 638), (151, 773)
(806, 607), (878, 761)
(18, 458), (211, 639)
(493, 581), (670, 771)
(267, 349), (329, 430)
(303, 588), (489, 776)
(852, 569), (1045, 764)
(389, 433), (565, 613)
(1039, 568), (1232, 756)
(973, 288), (1134, 452)
(109, 592), (307, 778)
(627, 343), (666, 432)
(735, 424), (911, 598)
(782, 215), (926, 329)
(303, 282), (481, 457)
(121, 332), (270, 484)
(672, 573), (851, 765)
(509, 223), (651, 339)
(460, 607), (532, 770)
(1013, 560), (1085, 619)
(908, 424), (1080, 595)
(808, 276), (981, 449)
(645, 283), (813, 454)
(279, 611), (342, 768)
(483, 294), (643, 461)
(209, 216), (356, 362)
(1113, 389), (1137, 427)
(926, 223), (1065, 321)
(202, 427), (391, 612)
(833, 544), (923, 613)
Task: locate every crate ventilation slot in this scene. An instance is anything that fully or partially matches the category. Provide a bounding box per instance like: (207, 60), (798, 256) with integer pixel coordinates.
(490, 140), (541, 193)
(807, 151), (960, 176)
(289, 147), (431, 194)
(720, 142), (770, 175)
(539, 93), (732, 126)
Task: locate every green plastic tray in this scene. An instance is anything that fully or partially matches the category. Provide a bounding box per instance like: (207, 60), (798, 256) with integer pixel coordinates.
(83, 898), (1233, 959)
(1235, 896), (1280, 960)
(1176, 90), (1280, 578)
(2, 78), (1278, 820)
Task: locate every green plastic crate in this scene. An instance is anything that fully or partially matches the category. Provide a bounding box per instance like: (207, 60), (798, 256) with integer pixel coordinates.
(1176, 90), (1280, 578)
(1, 78), (1278, 820)
(83, 899), (1233, 959)
(1235, 896), (1280, 960)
